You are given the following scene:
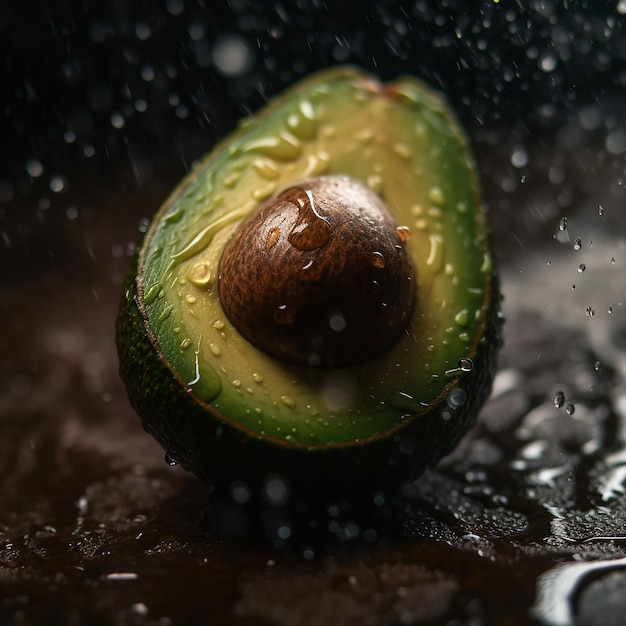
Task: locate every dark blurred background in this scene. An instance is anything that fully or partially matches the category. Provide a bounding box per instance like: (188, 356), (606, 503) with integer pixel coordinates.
(3, 0), (625, 182)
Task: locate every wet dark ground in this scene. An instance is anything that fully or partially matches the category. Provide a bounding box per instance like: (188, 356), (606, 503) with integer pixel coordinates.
(3, 3), (626, 625)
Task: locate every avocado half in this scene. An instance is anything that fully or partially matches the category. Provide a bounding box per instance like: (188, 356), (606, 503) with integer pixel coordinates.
(116, 66), (502, 495)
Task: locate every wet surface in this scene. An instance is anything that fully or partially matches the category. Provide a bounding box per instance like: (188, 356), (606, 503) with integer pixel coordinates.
(3, 2), (626, 625)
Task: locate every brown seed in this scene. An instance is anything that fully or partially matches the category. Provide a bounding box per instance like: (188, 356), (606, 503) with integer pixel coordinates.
(218, 175), (416, 367)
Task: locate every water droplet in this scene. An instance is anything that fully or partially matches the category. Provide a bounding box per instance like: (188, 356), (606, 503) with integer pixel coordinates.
(158, 304), (173, 323)
(392, 142), (411, 159)
(280, 395), (296, 409)
(573, 237), (582, 250)
(459, 358), (474, 372)
(565, 403), (575, 415)
(511, 147), (528, 168)
(553, 390), (565, 408)
(371, 251), (386, 268)
(598, 204), (605, 216)
(285, 100), (318, 140)
(395, 225), (410, 242)
(585, 306), (595, 317)
(223, 171), (242, 188)
(49, 175), (68, 193)
(253, 158), (280, 180)
(558, 217), (568, 231)
(611, 257), (616, 265)
(231, 481), (251, 504)
(265, 226), (281, 251)
(608, 305), (614, 314)
(329, 311), (346, 332)
(212, 35), (255, 77)
(283, 187), (331, 251)
(252, 372), (263, 383)
(274, 304), (296, 325)
(594, 361), (601, 371)
(188, 263), (212, 288)
(209, 343), (221, 356)
(180, 338), (192, 350)
(454, 309), (469, 327)
(446, 387), (467, 408)
(367, 174), (383, 194)
(577, 263), (586, 273)
(429, 186), (445, 206)
(165, 450), (179, 466)
(264, 474), (290, 506)
(25, 158), (44, 178)
(244, 133), (302, 161)
(143, 283), (162, 305)
(426, 233), (444, 271)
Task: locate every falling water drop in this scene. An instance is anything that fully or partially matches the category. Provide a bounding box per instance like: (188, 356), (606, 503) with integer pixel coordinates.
(553, 390), (565, 409)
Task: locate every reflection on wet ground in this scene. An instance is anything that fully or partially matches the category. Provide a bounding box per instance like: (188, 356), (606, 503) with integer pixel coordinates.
(2, 95), (626, 626)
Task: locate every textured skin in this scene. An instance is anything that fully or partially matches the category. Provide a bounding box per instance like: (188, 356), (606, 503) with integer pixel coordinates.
(218, 176), (416, 367)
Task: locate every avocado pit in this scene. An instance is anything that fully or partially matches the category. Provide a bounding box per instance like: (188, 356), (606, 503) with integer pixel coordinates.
(218, 175), (416, 367)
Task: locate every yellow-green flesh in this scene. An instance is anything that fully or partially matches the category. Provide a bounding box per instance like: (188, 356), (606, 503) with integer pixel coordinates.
(140, 68), (492, 445)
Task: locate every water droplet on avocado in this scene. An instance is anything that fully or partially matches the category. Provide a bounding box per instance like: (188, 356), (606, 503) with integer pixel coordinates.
(163, 205), (184, 224)
(565, 403), (575, 415)
(285, 187), (331, 251)
(164, 450), (179, 466)
(286, 100), (318, 140)
(253, 158), (280, 180)
(223, 171), (242, 188)
(455, 309), (469, 327)
(187, 263), (212, 288)
(458, 358), (474, 372)
(371, 251), (386, 268)
(367, 174), (383, 194)
(577, 263), (586, 273)
(426, 234), (444, 271)
(392, 142), (411, 160)
(144, 283), (162, 305)
(244, 132), (302, 161)
(395, 225), (410, 242)
(265, 227), (281, 251)
(274, 304), (296, 325)
(157, 304), (173, 324)
(573, 237), (582, 250)
(429, 186), (445, 206)
(281, 395), (296, 409)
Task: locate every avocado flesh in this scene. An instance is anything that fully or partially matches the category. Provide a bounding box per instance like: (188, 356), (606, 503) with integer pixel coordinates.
(138, 67), (493, 447)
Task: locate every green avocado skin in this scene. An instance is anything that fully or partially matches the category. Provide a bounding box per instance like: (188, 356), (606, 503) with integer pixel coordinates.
(116, 254), (501, 495)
